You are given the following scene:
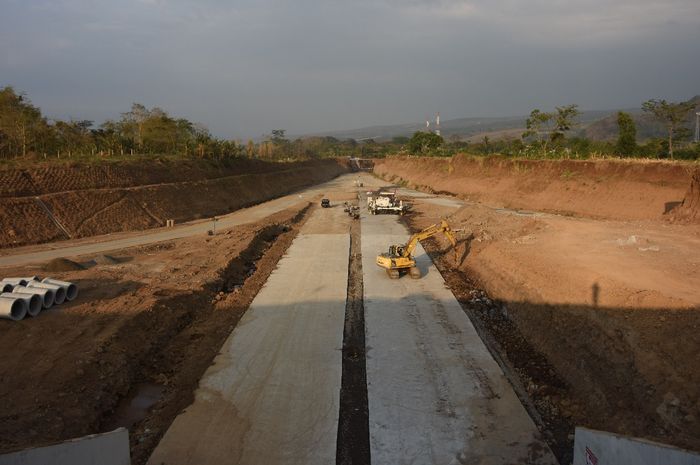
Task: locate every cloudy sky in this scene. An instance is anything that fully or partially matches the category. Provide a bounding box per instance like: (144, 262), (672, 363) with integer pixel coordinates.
(1, 0), (699, 138)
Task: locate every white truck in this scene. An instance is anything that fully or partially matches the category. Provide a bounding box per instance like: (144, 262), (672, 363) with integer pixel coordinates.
(367, 191), (408, 215)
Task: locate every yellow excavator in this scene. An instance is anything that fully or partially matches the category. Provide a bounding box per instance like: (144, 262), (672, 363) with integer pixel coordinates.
(376, 220), (457, 279)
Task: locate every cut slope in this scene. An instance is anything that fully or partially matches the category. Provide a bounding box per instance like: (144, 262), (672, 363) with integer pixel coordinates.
(374, 155), (692, 221)
(671, 168), (700, 223)
(0, 158), (347, 248)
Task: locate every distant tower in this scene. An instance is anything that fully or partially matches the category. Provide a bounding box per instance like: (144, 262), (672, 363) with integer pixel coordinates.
(435, 112), (441, 137)
(426, 118), (430, 131)
(695, 112), (700, 143)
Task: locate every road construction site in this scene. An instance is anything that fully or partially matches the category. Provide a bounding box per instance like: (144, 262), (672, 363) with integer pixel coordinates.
(0, 158), (699, 465)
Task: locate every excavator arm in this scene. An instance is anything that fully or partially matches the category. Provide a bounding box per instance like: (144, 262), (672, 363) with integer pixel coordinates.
(402, 220), (457, 259)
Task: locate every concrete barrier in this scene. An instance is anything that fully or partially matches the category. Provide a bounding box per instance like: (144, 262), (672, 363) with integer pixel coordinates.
(0, 428), (130, 465)
(574, 427), (700, 465)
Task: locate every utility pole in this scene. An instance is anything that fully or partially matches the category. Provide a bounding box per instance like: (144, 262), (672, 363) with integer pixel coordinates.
(695, 112), (700, 143)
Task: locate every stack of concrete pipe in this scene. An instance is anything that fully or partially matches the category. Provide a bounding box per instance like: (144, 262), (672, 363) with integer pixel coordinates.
(0, 276), (79, 321)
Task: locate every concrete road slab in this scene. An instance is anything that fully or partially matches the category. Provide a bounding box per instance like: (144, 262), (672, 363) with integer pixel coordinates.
(361, 207), (555, 464)
(147, 231), (349, 465)
(0, 429), (129, 465)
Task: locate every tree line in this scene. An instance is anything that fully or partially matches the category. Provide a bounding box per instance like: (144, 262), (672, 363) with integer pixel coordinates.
(402, 98), (699, 160)
(2, 85), (698, 163)
(0, 87), (359, 162)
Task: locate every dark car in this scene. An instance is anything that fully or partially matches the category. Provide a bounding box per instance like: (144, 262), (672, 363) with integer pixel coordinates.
(321, 198), (330, 208)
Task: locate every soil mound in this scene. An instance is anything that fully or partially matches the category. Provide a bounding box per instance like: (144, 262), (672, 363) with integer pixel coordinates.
(43, 258), (86, 272)
(93, 254), (121, 265)
(671, 168), (700, 223)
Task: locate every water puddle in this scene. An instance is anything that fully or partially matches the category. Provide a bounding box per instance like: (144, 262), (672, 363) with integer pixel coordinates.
(104, 383), (164, 431)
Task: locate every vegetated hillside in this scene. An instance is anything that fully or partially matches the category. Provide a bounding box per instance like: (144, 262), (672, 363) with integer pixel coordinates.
(374, 154), (694, 221)
(583, 96), (700, 141)
(0, 158), (348, 248)
(304, 110), (614, 142)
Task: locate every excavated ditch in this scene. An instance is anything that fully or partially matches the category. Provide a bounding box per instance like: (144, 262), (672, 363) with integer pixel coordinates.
(336, 218), (371, 465)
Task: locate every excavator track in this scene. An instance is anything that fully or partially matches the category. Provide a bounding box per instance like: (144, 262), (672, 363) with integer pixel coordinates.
(387, 269), (400, 279)
(409, 266), (421, 279)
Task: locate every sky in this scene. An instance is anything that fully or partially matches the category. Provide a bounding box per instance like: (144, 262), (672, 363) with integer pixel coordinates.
(1, 0), (699, 139)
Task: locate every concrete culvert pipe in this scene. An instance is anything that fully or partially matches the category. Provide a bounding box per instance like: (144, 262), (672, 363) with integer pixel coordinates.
(12, 285), (55, 309)
(0, 296), (28, 321)
(41, 278), (78, 302)
(28, 282), (66, 305)
(1, 278), (28, 287)
(3, 292), (42, 317)
(1, 283), (14, 293)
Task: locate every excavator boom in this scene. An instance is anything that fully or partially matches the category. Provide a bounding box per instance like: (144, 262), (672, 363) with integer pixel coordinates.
(402, 220), (456, 257)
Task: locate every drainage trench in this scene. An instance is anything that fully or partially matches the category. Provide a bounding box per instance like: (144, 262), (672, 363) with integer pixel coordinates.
(336, 217), (371, 465)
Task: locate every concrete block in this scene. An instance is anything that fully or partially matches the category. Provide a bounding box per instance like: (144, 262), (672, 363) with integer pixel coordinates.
(0, 428), (130, 465)
(574, 427), (700, 465)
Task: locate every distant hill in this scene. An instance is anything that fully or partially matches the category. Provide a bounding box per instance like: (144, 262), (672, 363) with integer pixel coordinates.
(301, 110), (612, 142)
(299, 97), (700, 143)
(583, 96), (700, 141)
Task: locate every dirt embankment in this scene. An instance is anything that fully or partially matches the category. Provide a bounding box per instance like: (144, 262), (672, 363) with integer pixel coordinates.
(672, 168), (700, 223)
(374, 155), (694, 221)
(0, 203), (313, 464)
(394, 155), (700, 460)
(0, 158), (347, 248)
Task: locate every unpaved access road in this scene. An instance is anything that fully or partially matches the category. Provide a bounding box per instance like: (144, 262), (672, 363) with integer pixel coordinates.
(0, 175), (353, 267)
(147, 174), (553, 464)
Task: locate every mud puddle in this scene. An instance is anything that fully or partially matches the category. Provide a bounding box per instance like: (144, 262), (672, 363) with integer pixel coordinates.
(103, 383), (164, 431)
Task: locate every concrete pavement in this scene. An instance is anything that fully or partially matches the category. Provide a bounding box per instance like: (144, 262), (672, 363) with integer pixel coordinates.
(360, 191), (556, 464)
(147, 205), (350, 465)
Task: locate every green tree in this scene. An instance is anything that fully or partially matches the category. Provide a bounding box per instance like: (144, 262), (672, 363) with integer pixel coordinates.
(615, 111), (637, 156)
(551, 104), (580, 142)
(407, 131), (444, 154)
(642, 99), (695, 159)
(522, 109), (553, 156)
(270, 129), (287, 145)
(0, 86), (47, 158)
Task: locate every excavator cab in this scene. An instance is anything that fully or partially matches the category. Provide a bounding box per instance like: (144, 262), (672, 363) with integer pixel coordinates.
(388, 245), (405, 257)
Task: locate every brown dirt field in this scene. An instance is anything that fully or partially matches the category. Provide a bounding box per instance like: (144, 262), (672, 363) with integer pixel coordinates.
(402, 196), (700, 462)
(374, 155), (696, 221)
(0, 202), (313, 464)
(0, 158), (347, 248)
